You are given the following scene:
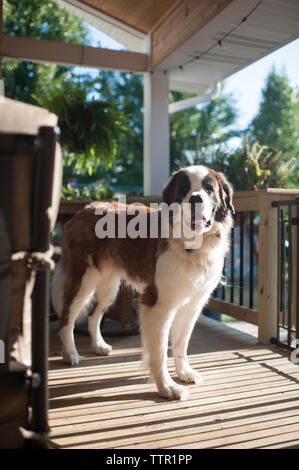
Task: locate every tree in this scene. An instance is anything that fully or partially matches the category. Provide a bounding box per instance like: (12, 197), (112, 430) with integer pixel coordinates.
(101, 72), (144, 190)
(194, 69), (299, 190)
(3, 0), (88, 104)
(248, 67), (299, 167)
(72, 71), (144, 191)
(3, 1), (132, 182)
(169, 85), (239, 171)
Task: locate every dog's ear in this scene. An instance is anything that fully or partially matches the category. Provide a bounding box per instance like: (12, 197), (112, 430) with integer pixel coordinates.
(162, 170), (191, 205)
(220, 175), (235, 216)
(214, 172), (235, 221)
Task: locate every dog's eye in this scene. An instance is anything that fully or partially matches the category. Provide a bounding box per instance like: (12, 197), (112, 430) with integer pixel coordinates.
(204, 183), (214, 193)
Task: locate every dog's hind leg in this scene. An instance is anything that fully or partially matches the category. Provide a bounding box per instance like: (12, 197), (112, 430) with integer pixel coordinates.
(88, 276), (121, 356)
(60, 265), (99, 366)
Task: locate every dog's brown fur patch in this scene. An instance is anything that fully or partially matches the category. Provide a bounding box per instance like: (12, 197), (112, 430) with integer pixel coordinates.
(60, 202), (169, 324)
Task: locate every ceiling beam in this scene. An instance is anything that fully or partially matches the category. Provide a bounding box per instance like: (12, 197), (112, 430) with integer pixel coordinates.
(1, 35), (149, 73)
(151, 0), (234, 68)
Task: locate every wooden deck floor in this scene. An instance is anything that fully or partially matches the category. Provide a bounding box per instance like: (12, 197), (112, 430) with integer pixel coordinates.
(48, 316), (299, 449)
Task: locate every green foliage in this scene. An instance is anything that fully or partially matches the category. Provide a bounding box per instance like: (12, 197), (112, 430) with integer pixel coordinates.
(3, 0), (88, 42)
(67, 71), (144, 189)
(36, 76), (130, 174)
(190, 69), (299, 190)
(248, 67), (299, 187)
(170, 85), (239, 171)
(249, 67), (298, 155)
(3, 0), (298, 192)
(94, 71), (144, 188)
(61, 182), (115, 201)
(3, 0), (133, 180)
(3, 0), (88, 105)
(196, 137), (296, 191)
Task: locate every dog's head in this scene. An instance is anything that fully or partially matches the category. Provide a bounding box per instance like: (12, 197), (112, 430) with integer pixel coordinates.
(162, 165), (234, 236)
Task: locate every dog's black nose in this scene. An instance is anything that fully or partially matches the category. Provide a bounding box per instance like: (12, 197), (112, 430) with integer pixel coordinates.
(189, 194), (203, 205)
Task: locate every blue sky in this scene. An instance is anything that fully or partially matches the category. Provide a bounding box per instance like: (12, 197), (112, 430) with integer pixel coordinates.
(84, 23), (299, 134)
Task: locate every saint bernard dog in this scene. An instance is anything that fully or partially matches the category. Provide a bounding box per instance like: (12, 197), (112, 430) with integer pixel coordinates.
(51, 165), (234, 400)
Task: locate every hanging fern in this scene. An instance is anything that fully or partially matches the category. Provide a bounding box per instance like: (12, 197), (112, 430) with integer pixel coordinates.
(35, 76), (131, 175)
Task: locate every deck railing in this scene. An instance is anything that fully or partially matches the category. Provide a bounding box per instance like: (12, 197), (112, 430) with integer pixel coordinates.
(209, 189), (299, 346)
(55, 189), (299, 346)
(271, 197), (299, 349)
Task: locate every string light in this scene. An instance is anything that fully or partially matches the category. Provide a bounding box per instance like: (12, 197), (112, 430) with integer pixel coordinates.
(162, 0), (264, 75)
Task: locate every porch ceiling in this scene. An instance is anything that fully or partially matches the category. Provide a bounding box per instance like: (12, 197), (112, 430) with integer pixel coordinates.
(160, 0), (299, 93)
(56, 0), (299, 93)
(79, 0), (179, 33)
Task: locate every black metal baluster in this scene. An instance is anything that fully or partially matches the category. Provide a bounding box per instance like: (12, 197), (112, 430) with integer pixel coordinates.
(272, 199), (298, 348)
(249, 211), (254, 309)
(281, 209), (286, 331)
(287, 204), (293, 348)
(296, 202), (299, 345)
(277, 205), (282, 343)
(222, 259), (226, 300)
(239, 212), (244, 306)
(230, 226), (235, 303)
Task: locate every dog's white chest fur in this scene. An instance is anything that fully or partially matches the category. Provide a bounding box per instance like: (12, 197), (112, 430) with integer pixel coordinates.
(154, 237), (226, 311)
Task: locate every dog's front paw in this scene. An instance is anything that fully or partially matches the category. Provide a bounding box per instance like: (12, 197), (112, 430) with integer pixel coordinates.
(159, 381), (190, 401)
(178, 366), (203, 384)
(63, 350), (80, 366)
(93, 343), (112, 356)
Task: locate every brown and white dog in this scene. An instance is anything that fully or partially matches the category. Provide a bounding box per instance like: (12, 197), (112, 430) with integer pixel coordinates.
(51, 165), (234, 400)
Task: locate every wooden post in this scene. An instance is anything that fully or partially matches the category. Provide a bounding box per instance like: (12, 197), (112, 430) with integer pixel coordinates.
(258, 192), (278, 344)
(0, 0), (4, 100)
(0, 0), (3, 78)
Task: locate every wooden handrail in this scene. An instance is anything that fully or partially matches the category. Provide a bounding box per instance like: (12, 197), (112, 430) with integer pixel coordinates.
(59, 189), (299, 214)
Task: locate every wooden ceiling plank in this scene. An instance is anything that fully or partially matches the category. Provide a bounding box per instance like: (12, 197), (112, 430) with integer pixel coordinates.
(80, 0), (146, 34)
(151, 0), (234, 68)
(80, 0), (177, 34)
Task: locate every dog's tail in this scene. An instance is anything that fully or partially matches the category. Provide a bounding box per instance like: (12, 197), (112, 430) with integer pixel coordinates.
(51, 259), (66, 319)
(51, 256), (96, 324)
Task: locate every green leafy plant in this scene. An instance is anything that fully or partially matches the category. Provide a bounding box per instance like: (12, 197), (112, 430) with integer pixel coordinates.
(35, 77), (131, 175)
(228, 137), (272, 190)
(195, 136), (296, 191)
(61, 182), (115, 201)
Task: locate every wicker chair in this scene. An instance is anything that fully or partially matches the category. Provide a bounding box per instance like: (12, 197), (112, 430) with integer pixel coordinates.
(0, 98), (62, 448)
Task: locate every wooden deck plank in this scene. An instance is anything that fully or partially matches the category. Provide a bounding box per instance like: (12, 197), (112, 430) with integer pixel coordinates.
(170, 423), (299, 450)
(117, 415), (299, 450)
(57, 415), (299, 450)
(49, 381), (299, 430)
(49, 395), (299, 432)
(50, 389), (299, 449)
(49, 373), (299, 422)
(49, 387), (299, 440)
(48, 316), (299, 449)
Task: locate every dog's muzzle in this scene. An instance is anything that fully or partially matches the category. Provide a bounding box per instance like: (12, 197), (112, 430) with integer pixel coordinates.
(189, 195), (211, 231)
